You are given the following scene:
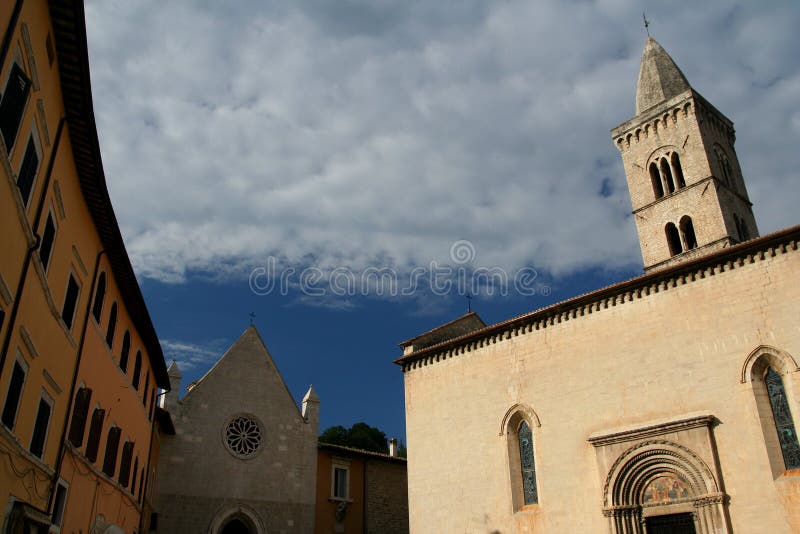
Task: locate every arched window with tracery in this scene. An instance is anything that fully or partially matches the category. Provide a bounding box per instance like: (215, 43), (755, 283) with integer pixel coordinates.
(650, 162), (664, 199)
(765, 367), (800, 470)
(665, 223), (682, 256)
(518, 421), (538, 505)
(679, 216), (697, 250)
(503, 405), (540, 510)
(92, 272), (106, 323)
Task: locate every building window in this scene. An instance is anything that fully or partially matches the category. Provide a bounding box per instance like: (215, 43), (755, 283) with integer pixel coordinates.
(85, 407), (105, 463)
(132, 351), (142, 390)
(649, 162), (664, 199)
(0, 62), (32, 152)
(51, 480), (68, 528)
(224, 415), (263, 458)
(131, 457), (139, 495)
(665, 223), (682, 256)
(106, 302), (118, 347)
(39, 211), (56, 271)
(671, 153), (685, 188)
(766, 367), (800, 470)
(68, 387), (92, 447)
(149, 389), (156, 421)
(102, 426), (121, 477)
(518, 421), (538, 505)
(16, 135), (40, 207)
(120, 331), (131, 372)
(119, 441), (134, 488)
(29, 391), (53, 458)
(660, 157), (675, 194)
(92, 272), (106, 323)
(679, 215), (697, 250)
(139, 470), (145, 503)
(1, 356), (27, 430)
(61, 273), (80, 330)
(143, 373), (149, 408)
(331, 463), (349, 500)
(45, 33), (55, 67)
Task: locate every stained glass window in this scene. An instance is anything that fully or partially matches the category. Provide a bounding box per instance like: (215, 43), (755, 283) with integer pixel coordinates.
(766, 367), (800, 470)
(518, 421), (538, 505)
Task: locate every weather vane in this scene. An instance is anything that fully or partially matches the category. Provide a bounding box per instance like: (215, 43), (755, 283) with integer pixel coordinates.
(249, 312), (256, 326)
(643, 12), (650, 36)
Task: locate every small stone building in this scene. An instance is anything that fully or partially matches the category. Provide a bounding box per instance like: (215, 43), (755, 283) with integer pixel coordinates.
(315, 442), (408, 534)
(155, 326), (319, 533)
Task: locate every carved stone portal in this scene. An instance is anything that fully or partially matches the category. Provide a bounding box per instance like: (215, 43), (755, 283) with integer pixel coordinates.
(588, 414), (731, 534)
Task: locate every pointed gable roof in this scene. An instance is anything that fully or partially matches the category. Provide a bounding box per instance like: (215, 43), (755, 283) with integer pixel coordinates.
(636, 36), (691, 115)
(182, 326), (305, 419)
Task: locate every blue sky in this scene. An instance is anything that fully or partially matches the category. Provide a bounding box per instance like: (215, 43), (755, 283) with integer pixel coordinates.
(83, 1), (800, 443)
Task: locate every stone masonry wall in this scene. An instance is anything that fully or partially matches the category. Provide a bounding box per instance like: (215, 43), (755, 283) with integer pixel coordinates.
(403, 242), (800, 533)
(365, 459), (409, 534)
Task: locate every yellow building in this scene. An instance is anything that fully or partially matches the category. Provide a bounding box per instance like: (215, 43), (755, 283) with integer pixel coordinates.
(0, 1), (170, 532)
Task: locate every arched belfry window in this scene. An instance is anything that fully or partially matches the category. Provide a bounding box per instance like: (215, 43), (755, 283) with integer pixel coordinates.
(660, 157), (675, 194)
(671, 152), (685, 188)
(765, 367), (800, 470)
(679, 216), (697, 250)
(649, 163), (664, 199)
(518, 421), (538, 505)
(665, 223), (682, 256)
(92, 272), (106, 323)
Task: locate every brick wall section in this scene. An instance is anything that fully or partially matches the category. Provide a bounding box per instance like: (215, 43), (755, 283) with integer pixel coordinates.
(365, 459), (409, 534)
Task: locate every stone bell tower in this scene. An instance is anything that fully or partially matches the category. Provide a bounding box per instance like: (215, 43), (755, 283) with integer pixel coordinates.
(612, 36), (758, 272)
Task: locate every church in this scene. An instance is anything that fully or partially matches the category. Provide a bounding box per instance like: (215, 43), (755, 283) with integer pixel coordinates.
(395, 37), (800, 533)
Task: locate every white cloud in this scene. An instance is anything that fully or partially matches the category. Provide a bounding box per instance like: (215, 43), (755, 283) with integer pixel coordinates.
(160, 339), (224, 373)
(84, 0), (800, 285)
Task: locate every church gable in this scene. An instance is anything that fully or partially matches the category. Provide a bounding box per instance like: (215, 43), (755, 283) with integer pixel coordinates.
(180, 325), (304, 422)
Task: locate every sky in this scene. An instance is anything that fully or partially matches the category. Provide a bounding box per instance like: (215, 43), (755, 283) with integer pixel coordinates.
(82, 1), (800, 443)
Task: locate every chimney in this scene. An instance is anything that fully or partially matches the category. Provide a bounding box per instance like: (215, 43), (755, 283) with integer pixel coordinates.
(389, 437), (398, 457)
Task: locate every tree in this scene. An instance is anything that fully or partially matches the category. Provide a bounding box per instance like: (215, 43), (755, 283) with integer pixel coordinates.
(319, 422), (389, 454)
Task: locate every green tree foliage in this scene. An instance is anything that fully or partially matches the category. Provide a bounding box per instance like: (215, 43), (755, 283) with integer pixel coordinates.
(319, 422), (389, 454)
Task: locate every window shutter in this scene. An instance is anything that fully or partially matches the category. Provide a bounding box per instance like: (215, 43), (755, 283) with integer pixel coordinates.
(85, 408), (105, 462)
(119, 441), (134, 487)
(68, 388), (92, 447)
(39, 214), (56, 270)
(1, 362), (26, 428)
(0, 63), (31, 151)
(102, 427), (121, 476)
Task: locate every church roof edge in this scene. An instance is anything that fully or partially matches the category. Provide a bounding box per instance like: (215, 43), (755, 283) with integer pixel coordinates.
(394, 225), (800, 367)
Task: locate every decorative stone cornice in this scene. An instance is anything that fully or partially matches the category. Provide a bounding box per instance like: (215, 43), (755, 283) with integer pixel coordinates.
(587, 415), (716, 447)
(396, 225), (799, 372)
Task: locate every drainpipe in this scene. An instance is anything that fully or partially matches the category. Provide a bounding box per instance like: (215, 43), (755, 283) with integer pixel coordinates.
(138, 410), (159, 534)
(0, 0), (24, 71)
(48, 248), (107, 515)
(0, 116), (67, 379)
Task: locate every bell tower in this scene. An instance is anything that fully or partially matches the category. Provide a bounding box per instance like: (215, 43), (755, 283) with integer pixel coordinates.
(612, 37), (758, 272)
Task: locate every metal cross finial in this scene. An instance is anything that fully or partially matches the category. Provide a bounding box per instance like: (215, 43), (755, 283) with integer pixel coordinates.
(249, 312), (255, 326)
(466, 293), (472, 313)
(643, 12), (650, 36)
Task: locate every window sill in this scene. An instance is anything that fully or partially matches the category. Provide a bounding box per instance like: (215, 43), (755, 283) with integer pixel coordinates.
(779, 468), (800, 478)
(328, 497), (353, 503)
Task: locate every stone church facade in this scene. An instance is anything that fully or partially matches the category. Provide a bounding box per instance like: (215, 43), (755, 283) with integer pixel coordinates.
(155, 326), (320, 533)
(396, 37), (800, 533)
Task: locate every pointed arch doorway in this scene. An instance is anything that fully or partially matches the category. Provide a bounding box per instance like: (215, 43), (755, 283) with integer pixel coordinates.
(220, 517), (256, 534)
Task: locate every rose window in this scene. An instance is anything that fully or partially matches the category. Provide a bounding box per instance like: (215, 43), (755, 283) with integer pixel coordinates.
(224, 416), (262, 458)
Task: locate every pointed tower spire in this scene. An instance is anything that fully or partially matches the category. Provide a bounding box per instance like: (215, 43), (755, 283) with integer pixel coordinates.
(612, 36), (758, 272)
(636, 37), (691, 114)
